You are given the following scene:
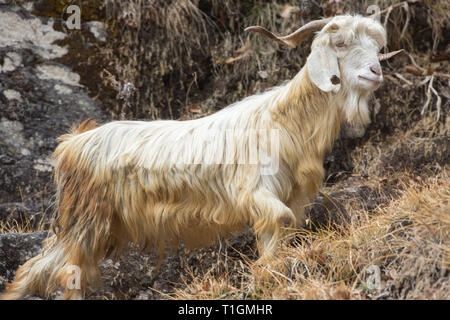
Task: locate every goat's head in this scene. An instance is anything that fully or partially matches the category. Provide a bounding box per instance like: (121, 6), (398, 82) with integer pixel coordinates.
(308, 15), (387, 93)
(246, 15), (403, 122)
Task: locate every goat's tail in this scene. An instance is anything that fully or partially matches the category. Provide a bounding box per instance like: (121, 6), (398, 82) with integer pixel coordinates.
(56, 118), (98, 143)
(1, 235), (82, 300)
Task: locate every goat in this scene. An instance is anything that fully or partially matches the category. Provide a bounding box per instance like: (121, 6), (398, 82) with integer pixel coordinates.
(2, 14), (402, 300)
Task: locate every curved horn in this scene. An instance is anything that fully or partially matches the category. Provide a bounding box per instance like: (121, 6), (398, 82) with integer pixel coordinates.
(245, 18), (332, 48)
(378, 49), (405, 61)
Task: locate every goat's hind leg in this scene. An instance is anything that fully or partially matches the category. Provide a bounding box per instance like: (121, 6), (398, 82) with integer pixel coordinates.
(55, 227), (115, 300)
(57, 251), (101, 300)
(251, 190), (296, 263)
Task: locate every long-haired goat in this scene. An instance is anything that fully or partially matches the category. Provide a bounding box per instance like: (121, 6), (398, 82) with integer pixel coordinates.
(2, 15), (402, 299)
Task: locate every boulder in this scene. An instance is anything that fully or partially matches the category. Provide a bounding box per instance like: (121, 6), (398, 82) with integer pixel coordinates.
(0, 231), (48, 291)
(0, 4), (107, 226)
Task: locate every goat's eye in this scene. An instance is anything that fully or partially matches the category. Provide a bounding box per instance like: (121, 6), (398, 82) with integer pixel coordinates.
(335, 42), (346, 48)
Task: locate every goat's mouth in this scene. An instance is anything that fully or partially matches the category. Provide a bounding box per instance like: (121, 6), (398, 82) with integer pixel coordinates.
(358, 75), (383, 87)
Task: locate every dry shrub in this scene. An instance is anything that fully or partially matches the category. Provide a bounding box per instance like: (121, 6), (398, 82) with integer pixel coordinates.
(100, 0), (317, 119)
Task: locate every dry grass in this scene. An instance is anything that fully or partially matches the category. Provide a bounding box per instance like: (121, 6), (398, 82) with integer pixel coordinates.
(352, 115), (449, 176)
(173, 169), (449, 300)
(0, 190), (50, 235)
(0, 208), (47, 234)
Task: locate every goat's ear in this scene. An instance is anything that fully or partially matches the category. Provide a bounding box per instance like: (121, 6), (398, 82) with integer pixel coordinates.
(307, 44), (341, 93)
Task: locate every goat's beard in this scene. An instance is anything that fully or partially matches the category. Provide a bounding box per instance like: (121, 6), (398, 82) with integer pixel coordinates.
(339, 87), (372, 127)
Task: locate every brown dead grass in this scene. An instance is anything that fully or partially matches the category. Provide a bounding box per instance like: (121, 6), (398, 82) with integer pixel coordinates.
(0, 211), (47, 234)
(352, 115), (449, 176)
(173, 169), (449, 300)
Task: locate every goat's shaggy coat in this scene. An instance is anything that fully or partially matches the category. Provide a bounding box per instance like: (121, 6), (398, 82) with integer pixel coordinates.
(2, 15), (388, 300)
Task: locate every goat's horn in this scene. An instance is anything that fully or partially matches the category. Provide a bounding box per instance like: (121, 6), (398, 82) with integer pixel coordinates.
(378, 49), (405, 61)
(245, 18), (332, 48)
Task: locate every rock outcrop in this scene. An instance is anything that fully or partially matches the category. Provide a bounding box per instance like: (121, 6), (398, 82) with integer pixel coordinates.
(0, 3), (107, 228)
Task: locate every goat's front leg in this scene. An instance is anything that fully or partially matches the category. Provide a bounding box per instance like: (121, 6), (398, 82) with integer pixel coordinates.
(251, 190), (296, 262)
(287, 186), (313, 228)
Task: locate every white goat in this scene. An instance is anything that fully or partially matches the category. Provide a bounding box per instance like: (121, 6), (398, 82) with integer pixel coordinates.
(2, 14), (401, 300)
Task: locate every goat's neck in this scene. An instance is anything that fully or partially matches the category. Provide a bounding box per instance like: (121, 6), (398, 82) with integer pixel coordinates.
(265, 67), (345, 193)
(268, 67), (343, 160)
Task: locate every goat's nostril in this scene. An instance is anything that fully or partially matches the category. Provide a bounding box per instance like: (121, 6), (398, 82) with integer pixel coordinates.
(370, 65), (382, 76)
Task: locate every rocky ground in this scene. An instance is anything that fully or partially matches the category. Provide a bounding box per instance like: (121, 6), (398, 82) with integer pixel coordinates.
(0, 0), (448, 300)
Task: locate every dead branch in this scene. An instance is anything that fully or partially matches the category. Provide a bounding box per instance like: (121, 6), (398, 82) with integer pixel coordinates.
(394, 72), (413, 86)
